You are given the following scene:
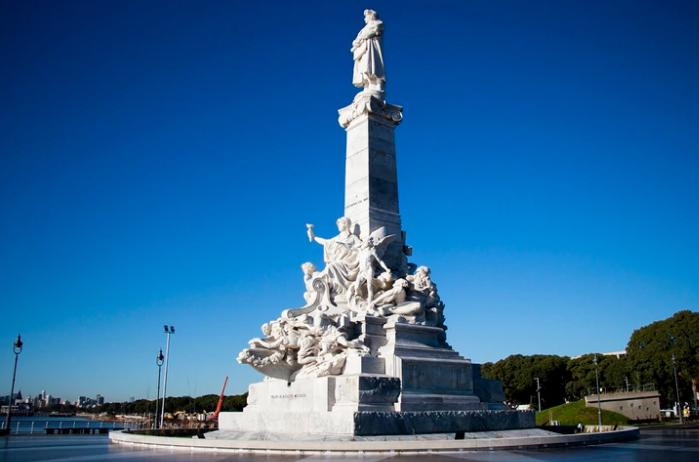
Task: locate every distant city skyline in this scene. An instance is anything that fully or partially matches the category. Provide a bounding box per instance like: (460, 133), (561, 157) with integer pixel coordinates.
(1, 0), (698, 401)
(2, 389), (104, 407)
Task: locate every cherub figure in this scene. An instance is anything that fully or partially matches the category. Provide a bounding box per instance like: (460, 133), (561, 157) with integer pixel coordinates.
(406, 265), (444, 326)
(407, 265), (438, 306)
(300, 261), (318, 303)
(408, 266), (435, 293)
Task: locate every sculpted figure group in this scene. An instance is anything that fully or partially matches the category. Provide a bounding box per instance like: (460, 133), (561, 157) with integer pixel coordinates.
(237, 311), (369, 380)
(237, 216), (446, 380)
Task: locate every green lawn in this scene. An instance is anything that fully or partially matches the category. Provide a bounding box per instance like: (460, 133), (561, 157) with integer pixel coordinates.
(535, 399), (629, 426)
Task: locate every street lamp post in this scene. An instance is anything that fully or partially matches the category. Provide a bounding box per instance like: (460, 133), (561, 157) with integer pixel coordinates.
(154, 349), (164, 429)
(159, 326), (174, 429)
(534, 377), (542, 412)
(671, 353), (683, 425)
(4, 335), (23, 433)
(593, 354), (602, 431)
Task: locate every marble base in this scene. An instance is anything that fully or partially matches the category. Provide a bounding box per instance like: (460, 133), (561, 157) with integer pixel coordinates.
(224, 319), (524, 437)
(220, 372), (532, 437)
(112, 426), (641, 453)
(219, 409), (534, 437)
(354, 409), (534, 436)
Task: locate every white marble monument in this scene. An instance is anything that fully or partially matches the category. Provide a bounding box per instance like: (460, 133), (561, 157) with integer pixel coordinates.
(221, 10), (534, 437)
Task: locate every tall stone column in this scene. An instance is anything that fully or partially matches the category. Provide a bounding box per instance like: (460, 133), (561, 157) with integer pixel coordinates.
(338, 93), (408, 272)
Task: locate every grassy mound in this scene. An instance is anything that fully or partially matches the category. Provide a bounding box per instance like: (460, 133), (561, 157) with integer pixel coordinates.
(536, 399), (629, 426)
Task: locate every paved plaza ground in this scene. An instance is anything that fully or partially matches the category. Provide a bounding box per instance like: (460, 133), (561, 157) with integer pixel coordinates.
(0, 427), (697, 461)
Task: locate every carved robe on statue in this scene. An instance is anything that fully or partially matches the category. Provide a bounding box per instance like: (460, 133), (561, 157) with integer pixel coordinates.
(352, 16), (385, 90)
(320, 231), (361, 293)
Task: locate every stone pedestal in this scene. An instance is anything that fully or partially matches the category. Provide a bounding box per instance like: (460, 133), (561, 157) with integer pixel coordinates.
(220, 374), (401, 436)
(221, 320), (527, 436)
(380, 320), (482, 412)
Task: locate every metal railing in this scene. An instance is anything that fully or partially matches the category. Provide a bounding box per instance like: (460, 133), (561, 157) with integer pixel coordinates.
(0, 418), (146, 435)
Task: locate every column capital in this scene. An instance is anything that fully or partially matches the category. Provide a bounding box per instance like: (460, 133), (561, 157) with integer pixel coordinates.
(338, 92), (403, 129)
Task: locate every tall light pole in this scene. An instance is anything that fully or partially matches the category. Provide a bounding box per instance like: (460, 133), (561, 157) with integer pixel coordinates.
(534, 377), (542, 412)
(159, 325), (174, 429)
(671, 353), (683, 425)
(593, 354), (602, 431)
(4, 335), (23, 433)
(154, 349), (164, 429)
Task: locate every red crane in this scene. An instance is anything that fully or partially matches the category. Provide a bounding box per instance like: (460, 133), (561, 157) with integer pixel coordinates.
(209, 376), (229, 421)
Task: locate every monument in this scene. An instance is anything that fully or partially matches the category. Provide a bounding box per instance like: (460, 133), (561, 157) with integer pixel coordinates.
(221, 10), (534, 437)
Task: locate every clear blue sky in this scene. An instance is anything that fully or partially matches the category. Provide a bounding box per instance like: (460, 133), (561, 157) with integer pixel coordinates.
(1, 0), (697, 402)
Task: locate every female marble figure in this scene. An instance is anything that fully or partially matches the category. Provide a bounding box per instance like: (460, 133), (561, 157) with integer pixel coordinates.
(306, 217), (361, 293)
(351, 9), (385, 93)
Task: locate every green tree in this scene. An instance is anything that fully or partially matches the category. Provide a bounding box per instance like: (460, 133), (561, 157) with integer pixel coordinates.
(566, 354), (629, 400)
(626, 310), (699, 406)
(482, 354), (570, 407)
(222, 394), (247, 412)
(93, 393), (248, 415)
(194, 394), (220, 413)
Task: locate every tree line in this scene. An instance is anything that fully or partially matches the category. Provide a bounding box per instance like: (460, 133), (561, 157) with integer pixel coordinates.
(481, 310), (698, 409)
(83, 393), (248, 416)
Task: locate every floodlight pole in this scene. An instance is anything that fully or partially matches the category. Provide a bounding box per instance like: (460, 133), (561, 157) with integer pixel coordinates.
(672, 354), (683, 424)
(4, 335), (23, 433)
(534, 377), (542, 412)
(593, 354), (602, 431)
(159, 326), (174, 429)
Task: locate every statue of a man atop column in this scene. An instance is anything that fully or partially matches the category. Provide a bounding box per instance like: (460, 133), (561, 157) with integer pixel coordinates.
(351, 9), (385, 96)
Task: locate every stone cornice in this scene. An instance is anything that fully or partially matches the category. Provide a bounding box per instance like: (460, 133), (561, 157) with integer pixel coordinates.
(338, 92), (403, 129)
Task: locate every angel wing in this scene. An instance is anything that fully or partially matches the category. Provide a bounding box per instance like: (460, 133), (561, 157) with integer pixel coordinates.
(367, 226), (396, 258)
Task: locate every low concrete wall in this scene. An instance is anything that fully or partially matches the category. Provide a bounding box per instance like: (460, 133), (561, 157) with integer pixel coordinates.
(586, 391), (661, 421)
(109, 426), (640, 454)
